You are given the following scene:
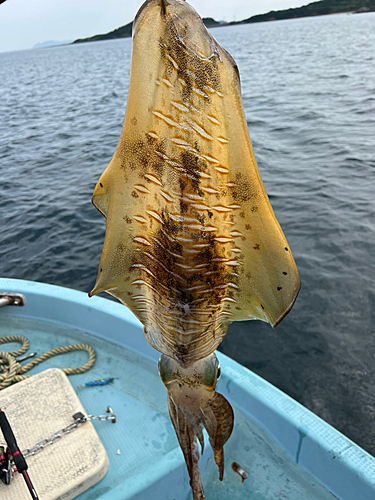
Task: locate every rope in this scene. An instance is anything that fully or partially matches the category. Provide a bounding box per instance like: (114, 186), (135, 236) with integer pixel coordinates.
(0, 336), (96, 390)
(0, 335), (29, 358)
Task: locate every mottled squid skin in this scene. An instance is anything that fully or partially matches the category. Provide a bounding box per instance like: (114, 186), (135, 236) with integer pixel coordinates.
(159, 353), (233, 499)
(90, 0), (300, 498)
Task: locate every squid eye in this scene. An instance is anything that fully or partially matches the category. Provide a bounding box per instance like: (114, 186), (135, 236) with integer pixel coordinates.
(217, 362), (221, 380)
(158, 355), (176, 384)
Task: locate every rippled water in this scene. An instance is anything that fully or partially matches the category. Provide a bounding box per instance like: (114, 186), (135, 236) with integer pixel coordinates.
(1, 13), (374, 455)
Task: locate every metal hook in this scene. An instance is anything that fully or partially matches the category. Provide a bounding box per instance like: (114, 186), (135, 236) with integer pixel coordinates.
(16, 353), (37, 363)
(0, 293), (26, 308)
(106, 406), (117, 424)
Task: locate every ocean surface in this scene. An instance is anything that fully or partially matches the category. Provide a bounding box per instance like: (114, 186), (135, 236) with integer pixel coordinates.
(1, 12), (374, 456)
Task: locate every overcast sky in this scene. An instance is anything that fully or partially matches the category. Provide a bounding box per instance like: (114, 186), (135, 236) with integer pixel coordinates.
(0, 0), (310, 54)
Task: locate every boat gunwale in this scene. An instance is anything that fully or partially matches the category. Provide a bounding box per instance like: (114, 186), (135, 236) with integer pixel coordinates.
(0, 278), (374, 500)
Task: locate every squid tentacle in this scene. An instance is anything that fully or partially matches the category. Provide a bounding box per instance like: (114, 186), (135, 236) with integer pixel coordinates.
(161, 354), (234, 498)
(168, 396), (205, 500)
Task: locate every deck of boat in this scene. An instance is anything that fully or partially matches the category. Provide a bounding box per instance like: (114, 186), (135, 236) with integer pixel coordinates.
(0, 278), (374, 500)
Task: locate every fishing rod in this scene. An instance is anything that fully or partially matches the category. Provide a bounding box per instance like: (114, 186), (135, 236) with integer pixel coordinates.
(0, 408), (39, 500)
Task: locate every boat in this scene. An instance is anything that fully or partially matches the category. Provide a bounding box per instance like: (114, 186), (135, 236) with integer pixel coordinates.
(0, 277), (374, 500)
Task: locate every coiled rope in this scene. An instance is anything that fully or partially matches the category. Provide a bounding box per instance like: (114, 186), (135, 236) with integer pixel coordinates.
(0, 336), (96, 390)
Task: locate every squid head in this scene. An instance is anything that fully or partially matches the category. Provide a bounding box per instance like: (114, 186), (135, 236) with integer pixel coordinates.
(159, 353), (233, 499)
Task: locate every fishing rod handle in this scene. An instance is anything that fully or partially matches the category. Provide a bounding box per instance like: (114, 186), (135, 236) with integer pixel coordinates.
(0, 409), (28, 472)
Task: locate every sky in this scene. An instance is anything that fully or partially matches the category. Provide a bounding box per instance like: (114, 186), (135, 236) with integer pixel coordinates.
(0, 0), (311, 54)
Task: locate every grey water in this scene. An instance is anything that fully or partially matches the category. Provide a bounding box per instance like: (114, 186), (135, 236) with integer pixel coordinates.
(1, 11), (374, 458)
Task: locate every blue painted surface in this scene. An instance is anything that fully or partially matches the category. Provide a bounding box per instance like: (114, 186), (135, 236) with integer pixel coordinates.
(0, 278), (374, 500)
(296, 427), (308, 464)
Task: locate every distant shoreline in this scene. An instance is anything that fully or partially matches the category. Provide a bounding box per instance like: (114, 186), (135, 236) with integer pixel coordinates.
(72, 1), (375, 45)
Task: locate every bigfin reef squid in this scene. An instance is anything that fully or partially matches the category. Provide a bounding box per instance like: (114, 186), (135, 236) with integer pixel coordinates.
(89, 1), (300, 498)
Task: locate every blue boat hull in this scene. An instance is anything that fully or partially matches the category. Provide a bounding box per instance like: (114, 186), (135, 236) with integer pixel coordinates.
(0, 278), (374, 500)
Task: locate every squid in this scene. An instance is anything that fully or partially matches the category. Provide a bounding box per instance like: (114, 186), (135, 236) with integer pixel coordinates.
(89, 1), (300, 498)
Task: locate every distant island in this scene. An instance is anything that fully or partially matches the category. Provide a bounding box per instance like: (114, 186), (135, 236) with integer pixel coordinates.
(73, 0), (375, 45)
(34, 40), (73, 49)
(73, 17), (223, 44)
(242, 0), (374, 23)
